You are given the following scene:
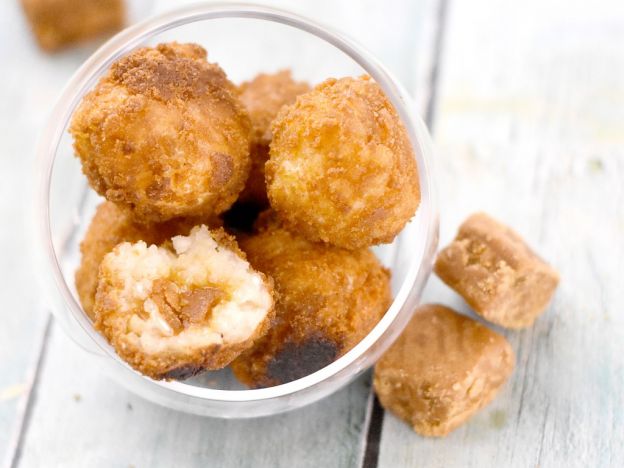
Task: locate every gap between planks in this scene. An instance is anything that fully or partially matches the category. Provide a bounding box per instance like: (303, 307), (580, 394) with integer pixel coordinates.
(3, 314), (53, 468)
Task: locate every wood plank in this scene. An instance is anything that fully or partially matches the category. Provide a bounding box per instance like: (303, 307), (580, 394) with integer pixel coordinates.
(9, 1), (443, 467)
(0, 1), (97, 464)
(13, 325), (373, 468)
(378, 0), (624, 466)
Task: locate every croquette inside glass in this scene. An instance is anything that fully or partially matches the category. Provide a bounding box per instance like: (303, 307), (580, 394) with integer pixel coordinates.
(70, 42), (252, 223)
(236, 70), (310, 209)
(267, 75), (420, 249)
(75, 201), (220, 320)
(94, 226), (275, 380)
(231, 213), (391, 388)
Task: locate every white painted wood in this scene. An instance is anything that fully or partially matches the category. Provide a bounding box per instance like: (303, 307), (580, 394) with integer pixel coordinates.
(2, 316), (52, 468)
(0, 0), (97, 464)
(378, 0), (624, 467)
(13, 326), (373, 468)
(0, 1), (440, 467)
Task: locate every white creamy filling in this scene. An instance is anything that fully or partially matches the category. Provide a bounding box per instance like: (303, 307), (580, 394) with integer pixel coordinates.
(107, 226), (271, 355)
(108, 242), (173, 313)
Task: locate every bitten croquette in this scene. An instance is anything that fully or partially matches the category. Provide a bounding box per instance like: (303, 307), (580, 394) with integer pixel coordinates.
(75, 201), (220, 320)
(94, 226), (275, 380)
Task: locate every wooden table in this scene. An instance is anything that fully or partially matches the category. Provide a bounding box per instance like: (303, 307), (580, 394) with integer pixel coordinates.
(1, 0), (623, 466)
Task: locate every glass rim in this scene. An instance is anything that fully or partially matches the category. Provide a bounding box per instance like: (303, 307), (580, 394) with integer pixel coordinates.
(36, 2), (438, 403)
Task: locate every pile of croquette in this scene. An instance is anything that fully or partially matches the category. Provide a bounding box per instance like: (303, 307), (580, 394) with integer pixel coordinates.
(72, 41), (559, 439)
(71, 42), (419, 384)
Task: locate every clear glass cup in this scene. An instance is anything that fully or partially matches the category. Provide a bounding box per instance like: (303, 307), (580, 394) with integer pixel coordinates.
(35, 3), (438, 418)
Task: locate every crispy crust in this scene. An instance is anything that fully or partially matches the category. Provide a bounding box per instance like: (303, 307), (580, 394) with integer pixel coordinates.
(237, 70), (310, 207)
(70, 42), (251, 223)
(75, 201), (221, 320)
(94, 226), (275, 380)
(374, 304), (515, 437)
(231, 213), (391, 388)
(238, 70), (311, 147)
(267, 75), (420, 249)
(101, 306), (275, 381)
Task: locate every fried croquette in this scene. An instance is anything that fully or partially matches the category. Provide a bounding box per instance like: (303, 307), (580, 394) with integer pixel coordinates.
(21, 0), (124, 52)
(93, 225), (275, 380)
(70, 42), (252, 223)
(237, 70), (310, 207)
(231, 213), (391, 388)
(75, 201), (221, 320)
(267, 75), (420, 249)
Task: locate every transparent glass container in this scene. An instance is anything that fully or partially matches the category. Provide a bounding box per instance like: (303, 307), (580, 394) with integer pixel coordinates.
(35, 3), (438, 418)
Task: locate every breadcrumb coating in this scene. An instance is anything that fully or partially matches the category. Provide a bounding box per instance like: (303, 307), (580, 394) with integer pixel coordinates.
(75, 201), (221, 320)
(70, 42), (252, 222)
(94, 226), (274, 380)
(237, 70), (310, 207)
(231, 213), (391, 388)
(267, 75), (420, 249)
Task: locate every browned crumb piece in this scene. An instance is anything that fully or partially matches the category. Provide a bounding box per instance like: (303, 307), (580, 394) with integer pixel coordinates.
(94, 226), (274, 380)
(21, 0), (124, 52)
(434, 212), (560, 328)
(231, 212), (392, 388)
(75, 201), (221, 320)
(237, 70), (310, 207)
(374, 304), (515, 437)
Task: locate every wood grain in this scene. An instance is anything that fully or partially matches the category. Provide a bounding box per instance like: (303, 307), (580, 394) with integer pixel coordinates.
(0, 1), (93, 465)
(13, 326), (373, 468)
(377, 0), (624, 466)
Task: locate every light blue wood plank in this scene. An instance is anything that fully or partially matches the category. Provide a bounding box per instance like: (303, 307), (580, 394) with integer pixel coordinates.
(378, 0), (624, 466)
(0, 1), (98, 463)
(15, 325), (373, 468)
